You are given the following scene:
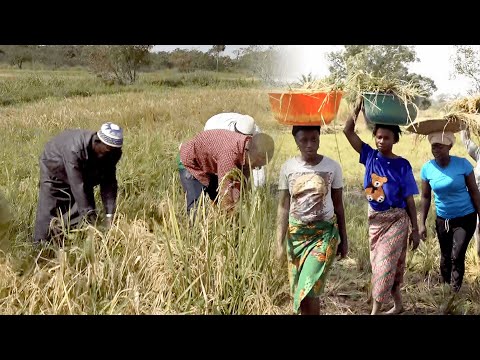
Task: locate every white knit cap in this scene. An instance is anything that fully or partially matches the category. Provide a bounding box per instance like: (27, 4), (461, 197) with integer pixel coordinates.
(97, 122), (123, 148)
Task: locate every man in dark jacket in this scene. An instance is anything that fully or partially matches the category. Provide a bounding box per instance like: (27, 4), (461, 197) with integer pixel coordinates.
(33, 122), (123, 243)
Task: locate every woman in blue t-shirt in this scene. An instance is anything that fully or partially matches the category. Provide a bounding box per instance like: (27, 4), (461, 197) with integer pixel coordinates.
(343, 98), (420, 315)
(419, 131), (480, 296)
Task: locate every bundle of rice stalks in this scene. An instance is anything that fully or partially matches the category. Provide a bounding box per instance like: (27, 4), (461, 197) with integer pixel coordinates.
(345, 70), (427, 105)
(438, 95), (480, 136)
(285, 73), (343, 93)
(444, 112), (480, 135)
(447, 95), (480, 114)
(405, 112), (480, 136)
(339, 71), (428, 128)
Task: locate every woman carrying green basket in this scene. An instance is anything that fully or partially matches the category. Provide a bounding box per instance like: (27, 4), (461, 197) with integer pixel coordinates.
(344, 97), (420, 315)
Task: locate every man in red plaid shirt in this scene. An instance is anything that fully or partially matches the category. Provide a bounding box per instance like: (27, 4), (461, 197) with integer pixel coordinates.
(178, 129), (274, 217)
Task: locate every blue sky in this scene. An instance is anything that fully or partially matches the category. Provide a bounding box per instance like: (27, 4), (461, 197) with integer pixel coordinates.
(153, 45), (475, 97)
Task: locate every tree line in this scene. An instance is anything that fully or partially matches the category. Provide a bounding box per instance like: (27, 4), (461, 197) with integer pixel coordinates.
(0, 45), (276, 79)
(1, 45), (480, 98)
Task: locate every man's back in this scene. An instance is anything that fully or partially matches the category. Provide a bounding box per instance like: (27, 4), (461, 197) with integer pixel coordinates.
(180, 129), (250, 186)
(43, 129), (93, 160)
(41, 129), (119, 186)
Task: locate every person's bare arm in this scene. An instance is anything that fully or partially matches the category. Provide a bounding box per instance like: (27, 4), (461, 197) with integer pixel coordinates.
(405, 195), (420, 250)
(466, 171), (480, 218)
(343, 97), (364, 154)
(332, 188), (348, 258)
(276, 190), (290, 260)
(217, 153), (244, 211)
(418, 180), (432, 241)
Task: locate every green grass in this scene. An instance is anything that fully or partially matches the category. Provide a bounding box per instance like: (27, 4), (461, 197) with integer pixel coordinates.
(0, 70), (479, 314)
(0, 69), (260, 107)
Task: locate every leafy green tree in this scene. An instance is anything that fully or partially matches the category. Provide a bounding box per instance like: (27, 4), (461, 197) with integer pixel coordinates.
(327, 45), (437, 99)
(0, 45), (33, 69)
(451, 45), (480, 93)
(87, 45), (152, 84)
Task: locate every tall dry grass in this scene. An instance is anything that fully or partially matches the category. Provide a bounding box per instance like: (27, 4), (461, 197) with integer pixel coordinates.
(0, 70), (479, 314)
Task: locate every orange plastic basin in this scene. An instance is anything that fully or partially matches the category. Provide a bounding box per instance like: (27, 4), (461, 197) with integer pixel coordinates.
(268, 91), (343, 126)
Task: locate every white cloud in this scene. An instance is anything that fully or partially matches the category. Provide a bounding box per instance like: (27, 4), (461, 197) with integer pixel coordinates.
(408, 45), (471, 96)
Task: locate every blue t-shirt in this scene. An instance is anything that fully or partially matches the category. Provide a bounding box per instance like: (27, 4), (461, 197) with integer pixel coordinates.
(420, 156), (475, 219)
(360, 143), (419, 211)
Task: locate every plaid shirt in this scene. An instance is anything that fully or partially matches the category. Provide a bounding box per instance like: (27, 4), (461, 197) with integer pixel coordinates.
(180, 129), (251, 205)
